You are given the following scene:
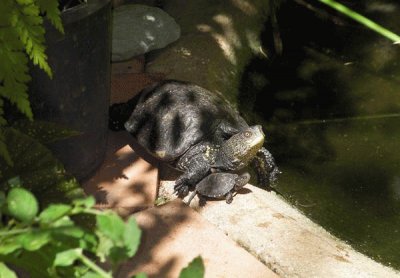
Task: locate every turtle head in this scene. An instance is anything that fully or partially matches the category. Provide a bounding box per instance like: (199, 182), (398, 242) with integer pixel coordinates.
(214, 125), (265, 170)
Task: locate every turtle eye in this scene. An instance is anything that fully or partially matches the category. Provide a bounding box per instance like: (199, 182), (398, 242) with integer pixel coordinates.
(244, 131), (252, 137)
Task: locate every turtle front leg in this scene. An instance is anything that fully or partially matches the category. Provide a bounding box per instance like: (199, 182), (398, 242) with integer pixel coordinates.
(225, 192), (233, 204)
(174, 142), (215, 197)
(251, 147), (280, 190)
(174, 159), (210, 197)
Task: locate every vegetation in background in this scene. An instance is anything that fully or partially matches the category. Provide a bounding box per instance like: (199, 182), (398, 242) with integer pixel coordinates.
(0, 124), (84, 205)
(0, 0), (63, 165)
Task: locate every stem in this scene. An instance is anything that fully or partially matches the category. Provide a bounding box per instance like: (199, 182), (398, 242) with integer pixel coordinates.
(79, 254), (112, 278)
(317, 0), (400, 43)
(0, 228), (31, 236)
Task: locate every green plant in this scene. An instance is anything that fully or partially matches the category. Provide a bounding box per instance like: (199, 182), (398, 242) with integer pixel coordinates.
(0, 186), (139, 277)
(0, 124), (84, 204)
(0, 185), (205, 277)
(316, 0), (400, 43)
(0, 0), (63, 165)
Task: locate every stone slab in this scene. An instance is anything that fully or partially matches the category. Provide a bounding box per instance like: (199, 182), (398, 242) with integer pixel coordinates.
(158, 180), (400, 277)
(117, 200), (278, 278)
(112, 4), (181, 61)
(83, 131), (158, 216)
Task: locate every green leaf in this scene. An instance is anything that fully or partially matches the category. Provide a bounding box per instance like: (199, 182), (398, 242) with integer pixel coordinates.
(0, 239), (22, 255)
(179, 256), (205, 278)
(96, 212), (125, 242)
(6, 187), (38, 222)
(81, 271), (103, 278)
(0, 262), (17, 278)
(17, 230), (51, 251)
(0, 128), (13, 166)
(133, 273), (148, 278)
(318, 0), (400, 43)
(123, 216), (141, 257)
(0, 127), (85, 206)
(72, 196), (96, 209)
(73, 265), (91, 277)
(108, 246), (130, 265)
(50, 215), (74, 227)
(95, 232), (113, 262)
(36, 0), (64, 33)
(79, 233), (98, 252)
(5, 176), (21, 187)
(0, 25), (34, 120)
(39, 204), (72, 224)
(53, 248), (82, 267)
(52, 226), (85, 239)
(0, 191), (6, 207)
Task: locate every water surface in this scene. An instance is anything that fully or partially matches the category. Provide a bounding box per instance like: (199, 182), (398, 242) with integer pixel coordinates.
(240, 0), (400, 269)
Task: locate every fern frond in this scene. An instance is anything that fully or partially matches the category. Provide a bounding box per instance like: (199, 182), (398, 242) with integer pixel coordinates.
(0, 33), (33, 119)
(36, 0), (65, 34)
(10, 0), (53, 77)
(0, 0), (63, 165)
(0, 99), (12, 167)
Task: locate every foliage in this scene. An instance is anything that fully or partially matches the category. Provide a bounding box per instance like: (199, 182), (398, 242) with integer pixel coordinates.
(317, 0), (400, 43)
(0, 185), (141, 277)
(0, 126), (84, 205)
(179, 256), (205, 278)
(0, 0), (63, 164)
(0, 185), (205, 277)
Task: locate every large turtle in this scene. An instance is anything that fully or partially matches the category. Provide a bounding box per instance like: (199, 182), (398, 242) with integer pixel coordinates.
(187, 172), (250, 205)
(109, 80), (279, 195)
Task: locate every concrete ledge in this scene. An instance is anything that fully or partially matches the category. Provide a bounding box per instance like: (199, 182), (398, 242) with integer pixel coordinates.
(159, 180), (400, 277)
(118, 200), (277, 278)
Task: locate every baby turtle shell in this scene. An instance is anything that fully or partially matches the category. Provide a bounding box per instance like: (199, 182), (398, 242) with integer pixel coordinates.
(187, 172), (250, 204)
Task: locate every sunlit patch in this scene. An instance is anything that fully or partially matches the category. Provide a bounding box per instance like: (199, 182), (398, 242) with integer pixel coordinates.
(211, 14), (242, 65)
(196, 24), (212, 33)
(155, 150), (166, 158)
(144, 15), (156, 21)
(145, 31), (155, 41)
(230, 0), (257, 15)
(177, 47), (192, 57)
(139, 41), (150, 51)
(211, 34), (237, 65)
(245, 29), (263, 56)
(213, 14), (241, 48)
(365, 2), (397, 13)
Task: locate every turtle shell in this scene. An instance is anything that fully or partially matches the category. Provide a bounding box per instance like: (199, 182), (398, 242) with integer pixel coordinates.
(124, 80), (248, 161)
(196, 173), (238, 197)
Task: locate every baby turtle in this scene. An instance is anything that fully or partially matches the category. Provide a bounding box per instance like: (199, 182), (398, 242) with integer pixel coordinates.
(187, 172), (250, 205)
(109, 80), (279, 196)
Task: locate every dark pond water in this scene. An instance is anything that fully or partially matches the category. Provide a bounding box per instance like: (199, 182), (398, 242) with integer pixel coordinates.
(240, 0), (400, 269)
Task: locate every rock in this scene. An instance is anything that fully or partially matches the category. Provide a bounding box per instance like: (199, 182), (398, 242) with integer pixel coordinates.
(112, 4), (181, 62)
(145, 0), (270, 106)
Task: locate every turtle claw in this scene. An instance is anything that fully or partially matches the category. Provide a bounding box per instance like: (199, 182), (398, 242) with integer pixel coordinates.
(173, 180), (190, 197)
